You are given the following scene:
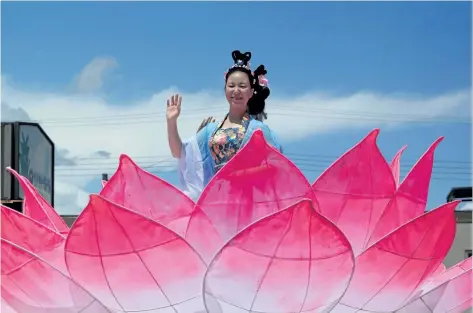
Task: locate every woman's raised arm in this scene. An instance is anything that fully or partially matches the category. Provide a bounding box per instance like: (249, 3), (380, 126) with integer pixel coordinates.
(166, 94), (183, 158)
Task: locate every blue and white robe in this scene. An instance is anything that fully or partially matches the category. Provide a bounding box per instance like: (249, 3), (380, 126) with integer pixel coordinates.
(177, 117), (283, 200)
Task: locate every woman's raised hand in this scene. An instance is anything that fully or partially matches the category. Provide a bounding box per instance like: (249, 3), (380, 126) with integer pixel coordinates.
(166, 94), (182, 122)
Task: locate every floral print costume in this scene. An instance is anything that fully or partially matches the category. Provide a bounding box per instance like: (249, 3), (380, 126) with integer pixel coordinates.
(209, 114), (251, 171)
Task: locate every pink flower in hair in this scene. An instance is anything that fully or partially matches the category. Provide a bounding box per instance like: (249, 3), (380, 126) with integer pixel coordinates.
(258, 74), (269, 87)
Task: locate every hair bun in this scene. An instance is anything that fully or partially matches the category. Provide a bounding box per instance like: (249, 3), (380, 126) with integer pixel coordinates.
(254, 65), (267, 77)
(247, 96), (265, 116)
(247, 86), (270, 116)
(257, 86), (270, 100)
(231, 50), (252, 66)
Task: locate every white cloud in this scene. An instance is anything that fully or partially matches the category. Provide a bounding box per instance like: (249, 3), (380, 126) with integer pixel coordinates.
(1, 57), (470, 215)
(70, 56), (118, 93)
(1, 101), (31, 121)
(54, 180), (90, 215)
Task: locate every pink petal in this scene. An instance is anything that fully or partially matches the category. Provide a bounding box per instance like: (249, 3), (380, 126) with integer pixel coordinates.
(390, 145), (407, 188)
(311, 129), (396, 256)
(65, 195), (207, 312)
(1, 204), (68, 273)
(7, 168), (69, 235)
(336, 201), (458, 312)
(1, 239), (110, 313)
(99, 155), (222, 264)
(203, 199), (354, 313)
(1, 204), (64, 253)
(1, 298), (18, 313)
(396, 257), (472, 313)
(431, 263), (447, 277)
(197, 129), (316, 241)
(100, 155), (194, 225)
(430, 258), (471, 283)
(171, 208), (224, 264)
(368, 137), (443, 246)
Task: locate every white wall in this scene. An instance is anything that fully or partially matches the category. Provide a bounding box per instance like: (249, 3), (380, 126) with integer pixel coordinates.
(444, 212), (472, 313)
(445, 222), (472, 267)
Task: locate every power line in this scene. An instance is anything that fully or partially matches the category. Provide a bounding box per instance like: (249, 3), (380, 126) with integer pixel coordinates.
(32, 107), (470, 128)
(30, 108), (469, 179)
(55, 165), (471, 174)
(36, 108), (216, 124)
(51, 150), (472, 179)
(34, 106), (470, 124)
(39, 115), (470, 128)
(54, 171), (471, 182)
(54, 161), (471, 178)
(52, 150), (471, 183)
(54, 160), (471, 173)
(60, 152), (472, 165)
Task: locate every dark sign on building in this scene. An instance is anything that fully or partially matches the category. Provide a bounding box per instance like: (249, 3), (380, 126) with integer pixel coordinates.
(1, 122), (55, 208)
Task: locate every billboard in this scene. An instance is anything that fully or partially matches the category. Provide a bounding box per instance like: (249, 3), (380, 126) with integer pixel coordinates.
(1, 123), (14, 202)
(17, 124), (54, 205)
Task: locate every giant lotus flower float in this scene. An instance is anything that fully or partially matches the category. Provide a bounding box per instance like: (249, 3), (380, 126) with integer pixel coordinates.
(1, 129), (472, 313)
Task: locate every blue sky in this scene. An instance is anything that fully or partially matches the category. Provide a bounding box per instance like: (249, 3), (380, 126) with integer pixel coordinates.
(2, 1), (471, 213)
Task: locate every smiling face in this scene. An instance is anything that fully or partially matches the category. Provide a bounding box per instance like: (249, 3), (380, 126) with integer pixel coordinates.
(225, 70), (254, 115)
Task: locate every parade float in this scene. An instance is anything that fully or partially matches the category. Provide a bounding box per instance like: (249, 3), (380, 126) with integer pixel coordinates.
(1, 129), (471, 313)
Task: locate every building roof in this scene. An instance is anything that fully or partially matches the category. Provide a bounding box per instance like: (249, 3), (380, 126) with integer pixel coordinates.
(447, 187), (472, 202)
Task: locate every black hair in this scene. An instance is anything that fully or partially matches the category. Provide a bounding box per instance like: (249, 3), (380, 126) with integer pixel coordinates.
(225, 50), (270, 119)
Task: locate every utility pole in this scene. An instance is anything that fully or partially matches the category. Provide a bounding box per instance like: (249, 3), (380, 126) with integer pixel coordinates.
(102, 173), (109, 182)
(101, 173), (109, 188)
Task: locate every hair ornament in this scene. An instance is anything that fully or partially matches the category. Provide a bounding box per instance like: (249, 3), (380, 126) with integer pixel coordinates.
(258, 74), (269, 87)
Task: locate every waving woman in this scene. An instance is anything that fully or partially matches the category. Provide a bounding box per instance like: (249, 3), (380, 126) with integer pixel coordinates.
(166, 50), (283, 199)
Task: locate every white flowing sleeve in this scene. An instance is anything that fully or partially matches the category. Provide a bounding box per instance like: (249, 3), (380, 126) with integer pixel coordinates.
(178, 117), (216, 201)
(177, 135), (205, 201)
